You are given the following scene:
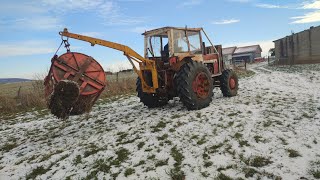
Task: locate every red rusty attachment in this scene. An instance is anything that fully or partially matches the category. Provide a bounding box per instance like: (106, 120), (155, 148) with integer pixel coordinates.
(45, 52), (106, 118)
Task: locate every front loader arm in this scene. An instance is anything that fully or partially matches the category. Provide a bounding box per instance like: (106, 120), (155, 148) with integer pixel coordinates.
(59, 28), (158, 93)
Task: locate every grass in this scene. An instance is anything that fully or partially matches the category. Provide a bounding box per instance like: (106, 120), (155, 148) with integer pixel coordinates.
(197, 136), (206, 145)
(249, 156), (272, 167)
(112, 148), (130, 166)
(206, 143), (224, 153)
(85, 147), (130, 178)
(217, 165), (233, 172)
(287, 149), (301, 158)
(83, 144), (104, 158)
(243, 167), (258, 178)
(26, 166), (49, 180)
(215, 173), (233, 180)
(309, 160), (320, 179)
(204, 161), (213, 168)
(151, 121), (167, 132)
(157, 134), (169, 141)
(263, 120), (273, 127)
(124, 168), (135, 177)
(310, 169), (320, 179)
(227, 112), (238, 117)
(302, 112), (314, 119)
(93, 159), (111, 173)
(171, 146), (184, 167)
(1, 143), (18, 152)
(85, 148), (131, 179)
(201, 171), (210, 177)
(169, 146), (185, 180)
(134, 160), (145, 167)
(147, 154), (156, 160)
(0, 80), (46, 116)
(234, 132), (243, 139)
(117, 131), (128, 140)
(239, 140), (250, 147)
(84, 161), (108, 179)
(40, 150), (64, 162)
(171, 114), (183, 119)
(137, 142), (145, 150)
(155, 158), (169, 167)
(234, 68), (256, 79)
(254, 135), (264, 143)
(279, 137), (288, 145)
(167, 169), (185, 180)
(73, 155), (82, 165)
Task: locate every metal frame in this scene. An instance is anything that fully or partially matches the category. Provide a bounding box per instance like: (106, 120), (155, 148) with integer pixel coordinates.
(60, 28), (159, 93)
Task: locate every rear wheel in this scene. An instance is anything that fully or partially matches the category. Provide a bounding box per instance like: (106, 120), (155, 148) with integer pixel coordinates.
(175, 61), (213, 110)
(136, 77), (168, 108)
(220, 69), (238, 97)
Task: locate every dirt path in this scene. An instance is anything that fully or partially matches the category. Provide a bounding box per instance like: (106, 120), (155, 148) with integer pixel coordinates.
(1, 63), (320, 179)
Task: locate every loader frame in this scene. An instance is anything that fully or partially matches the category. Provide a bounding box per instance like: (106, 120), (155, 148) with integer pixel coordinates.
(59, 28), (158, 93)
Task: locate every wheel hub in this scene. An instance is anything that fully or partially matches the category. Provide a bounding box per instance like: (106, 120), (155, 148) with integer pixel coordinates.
(192, 72), (210, 99)
(229, 77), (236, 89)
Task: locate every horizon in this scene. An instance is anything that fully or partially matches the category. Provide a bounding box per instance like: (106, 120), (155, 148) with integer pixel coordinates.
(1, 0), (320, 78)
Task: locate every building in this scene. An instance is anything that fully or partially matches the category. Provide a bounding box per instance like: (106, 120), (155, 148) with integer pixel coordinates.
(222, 46), (236, 64)
(273, 26), (320, 65)
(222, 45), (262, 64)
(232, 45), (262, 63)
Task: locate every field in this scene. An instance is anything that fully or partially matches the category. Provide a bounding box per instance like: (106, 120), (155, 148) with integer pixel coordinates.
(0, 81), (35, 98)
(0, 62), (320, 179)
(0, 72), (137, 116)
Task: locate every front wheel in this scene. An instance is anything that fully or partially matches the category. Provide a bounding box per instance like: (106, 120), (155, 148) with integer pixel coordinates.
(136, 77), (168, 108)
(220, 69), (238, 97)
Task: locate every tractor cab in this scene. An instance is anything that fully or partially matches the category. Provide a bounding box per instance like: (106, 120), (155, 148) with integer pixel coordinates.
(143, 27), (223, 75)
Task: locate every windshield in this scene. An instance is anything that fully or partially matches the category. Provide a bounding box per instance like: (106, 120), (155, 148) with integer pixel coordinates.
(172, 30), (201, 54)
(146, 36), (168, 57)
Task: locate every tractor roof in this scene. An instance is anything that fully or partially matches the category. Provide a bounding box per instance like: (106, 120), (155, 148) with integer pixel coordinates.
(142, 27), (202, 36)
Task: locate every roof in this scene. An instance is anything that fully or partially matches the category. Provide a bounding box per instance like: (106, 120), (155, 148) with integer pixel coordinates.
(222, 47), (237, 55)
(233, 45), (262, 54)
(233, 53), (253, 58)
(142, 26), (202, 36)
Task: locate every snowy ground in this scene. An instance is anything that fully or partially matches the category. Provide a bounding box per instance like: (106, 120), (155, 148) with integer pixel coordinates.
(1, 62), (320, 180)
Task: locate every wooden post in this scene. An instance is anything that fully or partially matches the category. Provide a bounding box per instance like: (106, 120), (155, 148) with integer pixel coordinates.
(16, 86), (22, 99)
(116, 72), (119, 82)
(244, 60), (247, 70)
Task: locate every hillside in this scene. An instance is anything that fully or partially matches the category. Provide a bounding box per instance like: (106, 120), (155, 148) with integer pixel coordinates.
(0, 78), (32, 84)
(0, 63), (319, 179)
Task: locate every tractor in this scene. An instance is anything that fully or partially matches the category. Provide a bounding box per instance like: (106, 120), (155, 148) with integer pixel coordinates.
(46, 27), (238, 118)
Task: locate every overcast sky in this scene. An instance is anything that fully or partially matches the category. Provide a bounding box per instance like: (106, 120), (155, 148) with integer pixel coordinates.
(0, 0), (320, 78)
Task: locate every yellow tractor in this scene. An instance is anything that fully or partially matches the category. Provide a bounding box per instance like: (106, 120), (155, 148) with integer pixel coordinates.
(46, 27), (238, 118)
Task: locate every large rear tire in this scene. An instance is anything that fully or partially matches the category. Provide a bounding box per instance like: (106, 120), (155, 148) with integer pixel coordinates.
(175, 61), (213, 110)
(136, 77), (168, 108)
(220, 69), (238, 97)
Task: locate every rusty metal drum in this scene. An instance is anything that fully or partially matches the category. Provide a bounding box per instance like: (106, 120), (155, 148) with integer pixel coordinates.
(44, 52), (106, 118)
